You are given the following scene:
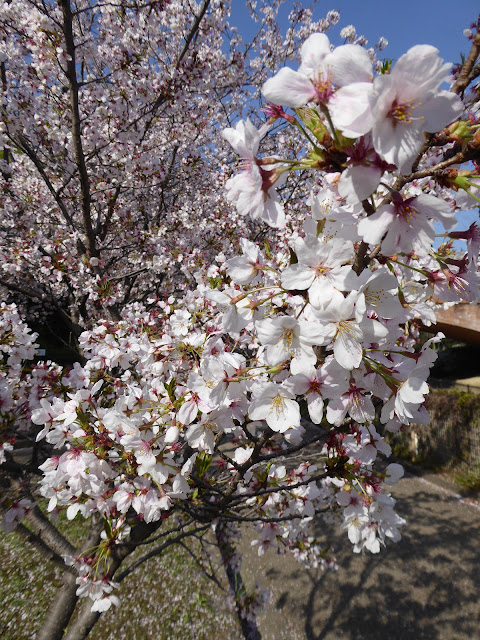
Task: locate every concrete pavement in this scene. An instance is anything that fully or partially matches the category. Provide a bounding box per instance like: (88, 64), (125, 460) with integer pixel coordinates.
(237, 469), (480, 640)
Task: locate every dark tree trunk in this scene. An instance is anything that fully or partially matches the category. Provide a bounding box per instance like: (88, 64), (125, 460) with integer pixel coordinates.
(215, 524), (262, 640)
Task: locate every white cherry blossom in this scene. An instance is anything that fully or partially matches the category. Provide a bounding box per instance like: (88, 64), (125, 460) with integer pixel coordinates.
(249, 382), (301, 433)
(281, 236), (357, 309)
(369, 45), (463, 174)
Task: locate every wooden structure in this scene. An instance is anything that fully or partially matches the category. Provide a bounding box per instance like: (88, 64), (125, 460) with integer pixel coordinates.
(432, 303), (480, 346)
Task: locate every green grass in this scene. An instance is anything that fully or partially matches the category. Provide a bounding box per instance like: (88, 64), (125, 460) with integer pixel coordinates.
(91, 544), (238, 640)
(453, 467), (480, 493)
(0, 512), (241, 640)
(0, 527), (63, 639)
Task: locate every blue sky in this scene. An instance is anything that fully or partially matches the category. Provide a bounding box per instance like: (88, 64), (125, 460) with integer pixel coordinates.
(230, 1), (479, 66)
(229, 0), (479, 237)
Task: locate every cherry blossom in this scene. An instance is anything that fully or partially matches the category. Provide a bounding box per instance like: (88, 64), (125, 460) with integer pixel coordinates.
(281, 236), (357, 309)
(1, 7), (479, 640)
(248, 382), (301, 432)
(369, 45), (464, 174)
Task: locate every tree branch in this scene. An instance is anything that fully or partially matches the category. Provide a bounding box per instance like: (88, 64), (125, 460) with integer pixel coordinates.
(12, 133), (80, 239)
(60, 0), (96, 257)
(15, 522), (76, 573)
(141, 0), (212, 140)
(177, 0), (211, 67)
(116, 524), (210, 582)
(26, 505), (77, 559)
(218, 505), (329, 524)
(452, 19), (480, 95)
(36, 520), (104, 640)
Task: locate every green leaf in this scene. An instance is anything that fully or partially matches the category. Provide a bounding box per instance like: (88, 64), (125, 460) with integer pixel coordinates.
(164, 377), (176, 402)
(208, 276), (221, 289)
(103, 518), (113, 538)
(196, 452), (212, 477)
(380, 58), (393, 74)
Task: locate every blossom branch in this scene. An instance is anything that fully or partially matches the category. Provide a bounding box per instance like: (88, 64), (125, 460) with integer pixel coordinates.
(452, 16), (480, 95)
(13, 522), (76, 572)
(115, 524), (211, 582)
(60, 0), (96, 258)
(218, 505), (330, 524)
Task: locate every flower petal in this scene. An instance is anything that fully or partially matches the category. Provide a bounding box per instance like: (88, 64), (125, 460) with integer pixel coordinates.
(262, 67), (315, 108)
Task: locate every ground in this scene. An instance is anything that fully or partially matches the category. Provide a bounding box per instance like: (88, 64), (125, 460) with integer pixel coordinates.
(239, 468), (480, 640)
(2, 466), (479, 639)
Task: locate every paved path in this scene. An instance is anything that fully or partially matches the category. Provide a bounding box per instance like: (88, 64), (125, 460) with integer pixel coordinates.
(237, 469), (480, 640)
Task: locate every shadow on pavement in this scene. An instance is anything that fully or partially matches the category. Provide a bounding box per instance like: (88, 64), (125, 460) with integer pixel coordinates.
(240, 477), (480, 640)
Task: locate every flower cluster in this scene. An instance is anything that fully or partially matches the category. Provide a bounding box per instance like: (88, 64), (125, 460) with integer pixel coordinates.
(1, 9), (480, 635)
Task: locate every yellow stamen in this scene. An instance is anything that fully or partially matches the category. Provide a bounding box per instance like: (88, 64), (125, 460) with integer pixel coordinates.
(389, 100), (423, 124)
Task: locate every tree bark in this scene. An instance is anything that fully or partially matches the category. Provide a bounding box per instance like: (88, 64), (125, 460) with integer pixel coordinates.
(27, 506), (77, 558)
(215, 524), (262, 640)
(37, 572), (80, 640)
(36, 521), (103, 640)
(58, 518), (162, 640)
